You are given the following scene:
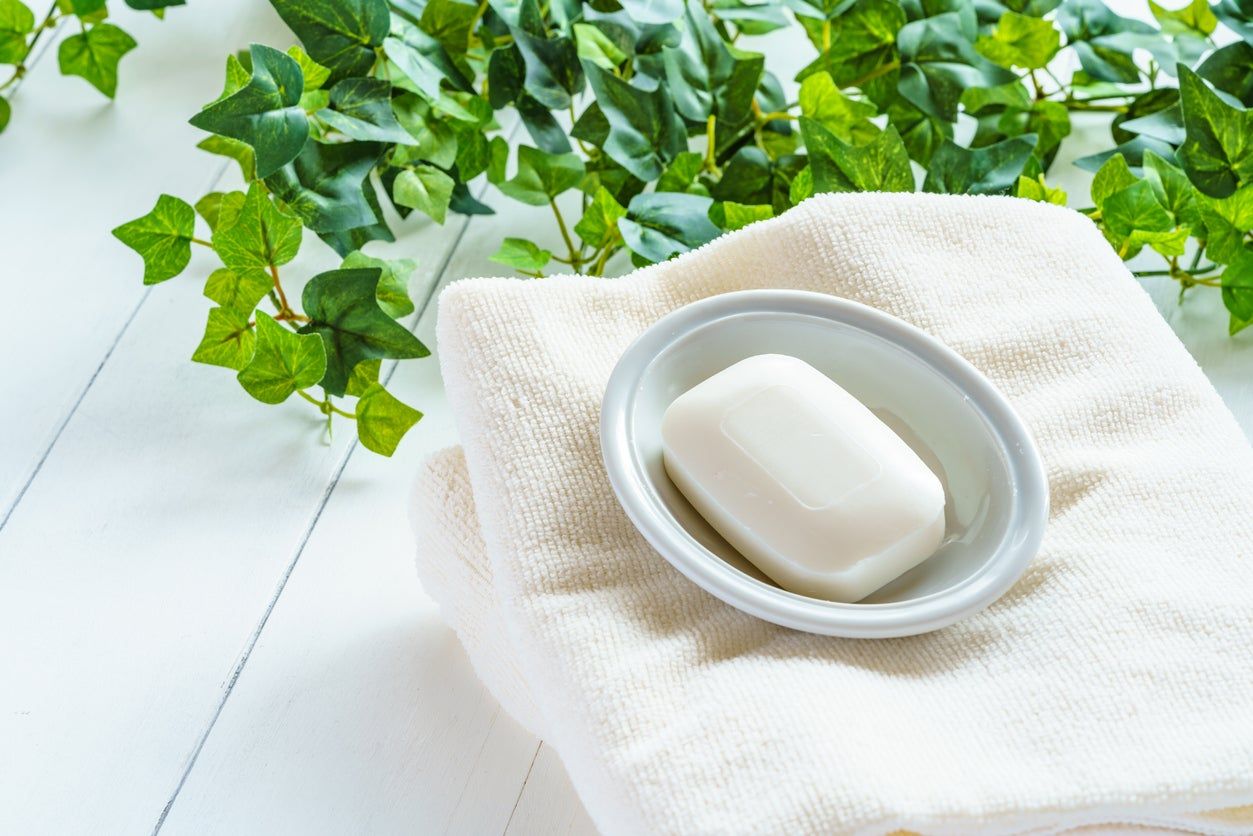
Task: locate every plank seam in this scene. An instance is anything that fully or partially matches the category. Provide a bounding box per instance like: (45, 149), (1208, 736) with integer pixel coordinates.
(150, 209), (478, 836)
(501, 742), (545, 835)
(0, 158), (231, 534)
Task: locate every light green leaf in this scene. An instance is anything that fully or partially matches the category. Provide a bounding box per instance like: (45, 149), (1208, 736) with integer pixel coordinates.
(1142, 150), (1201, 229)
(355, 383), (423, 456)
(345, 358), (381, 398)
(574, 186), (628, 248)
(1015, 174), (1067, 205)
(0, 0), (35, 65)
(420, 0), (479, 55)
(299, 268), (430, 396)
(211, 54), (251, 104)
(237, 312), (327, 404)
(710, 201), (773, 230)
(1149, 0), (1216, 37)
(789, 165), (814, 204)
(574, 21), (628, 70)
(188, 44), (308, 179)
(194, 191), (246, 232)
(800, 117), (914, 193)
(394, 164), (455, 222)
(490, 237), (552, 272)
(497, 146), (585, 206)
(341, 250), (417, 318)
(192, 306), (255, 371)
(203, 266), (271, 314)
(975, 11), (1060, 70)
(1091, 153), (1138, 207)
(286, 44), (331, 90)
(1178, 66), (1253, 199)
(798, 71), (877, 144)
(58, 22), (136, 98)
(211, 181), (302, 278)
(269, 0), (389, 82)
(655, 151), (705, 194)
(0, 95), (9, 133)
(1198, 184), (1253, 263)
(196, 134), (256, 181)
(112, 194), (196, 285)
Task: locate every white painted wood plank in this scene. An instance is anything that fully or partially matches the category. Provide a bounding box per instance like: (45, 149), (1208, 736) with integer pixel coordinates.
(156, 193), (558, 836)
(505, 745), (598, 836)
(0, 161), (470, 836)
(0, 0), (291, 520)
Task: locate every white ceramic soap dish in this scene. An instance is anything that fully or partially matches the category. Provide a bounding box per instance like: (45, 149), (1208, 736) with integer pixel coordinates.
(600, 290), (1049, 639)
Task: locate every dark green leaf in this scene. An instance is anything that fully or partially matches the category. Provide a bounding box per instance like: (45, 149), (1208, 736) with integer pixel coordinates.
(237, 312), (327, 404)
(299, 268), (430, 396)
(355, 383), (423, 456)
(318, 77), (413, 143)
(487, 44), (525, 107)
(617, 0), (684, 23)
(420, 0), (479, 55)
(1073, 136), (1177, 172)
(264, 139), (385, 232)
(922, 134), (1035, 194)
(384, 18), (475, 100)
(192, 306), (255, 371)
(663, 0), (763, 125)
(619, 192), (721, 263)
(188, 44), (308, 179)
(112, 194), (196, 285)
(897, 12), (1016, 122)
(1197, 42), (1253, 107)
(800, 117), (914, 192)
(58, 22), (136, 98)
(1178, 66), (1253, 198)
(1112, 89), (1182, 145)
(1058, 0), (1156, 84)
(317, 179), (397, 255)
(518, 92), (573, 153)
(269, 0), (389, 82)
(582, 61), (687, 180)
(1142, 149), (1201, 228)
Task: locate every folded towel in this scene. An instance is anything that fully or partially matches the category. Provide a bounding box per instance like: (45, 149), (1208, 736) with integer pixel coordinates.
(411, 193), (1253, 835)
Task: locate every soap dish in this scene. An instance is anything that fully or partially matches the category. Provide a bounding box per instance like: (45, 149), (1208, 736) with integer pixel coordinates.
(600, 290), (1049, 638)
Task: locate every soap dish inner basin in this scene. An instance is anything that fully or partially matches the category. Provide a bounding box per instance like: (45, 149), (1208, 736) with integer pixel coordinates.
(630, 308), (1012, 606)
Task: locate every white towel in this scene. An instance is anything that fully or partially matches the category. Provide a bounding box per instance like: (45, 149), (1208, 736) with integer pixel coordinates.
(410, 193), (1253, 835)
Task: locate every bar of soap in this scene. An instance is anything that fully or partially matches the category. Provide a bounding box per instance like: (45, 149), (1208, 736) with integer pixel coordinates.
(661, 354), (945, 603)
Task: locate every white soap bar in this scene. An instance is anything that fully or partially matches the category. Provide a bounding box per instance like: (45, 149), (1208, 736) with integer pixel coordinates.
(661, 354), (945, 603)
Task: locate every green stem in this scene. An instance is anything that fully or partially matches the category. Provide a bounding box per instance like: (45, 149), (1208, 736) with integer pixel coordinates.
(550, 200), (582, 272)
(0, 2), (60, 94)
(191, 236), (213, 248)
(297, 389), (356, 419)
(704, 114), (719, 175)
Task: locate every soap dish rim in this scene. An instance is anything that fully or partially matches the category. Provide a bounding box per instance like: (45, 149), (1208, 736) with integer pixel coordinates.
(600, 289), (1049, 639)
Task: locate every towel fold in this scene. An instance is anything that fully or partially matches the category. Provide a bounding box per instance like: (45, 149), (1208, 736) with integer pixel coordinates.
(411, 193), (1253, 835)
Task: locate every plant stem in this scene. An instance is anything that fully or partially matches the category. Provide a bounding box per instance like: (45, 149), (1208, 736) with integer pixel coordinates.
(0, 2), (60, 94)
(270, 263), (294, 314)
(704, 114), (719, 174)
(191, 236), (213, 247)
(1065, 102), (1131, 113)
(297, 389), (356, 419)
(549, 199), (582, 272)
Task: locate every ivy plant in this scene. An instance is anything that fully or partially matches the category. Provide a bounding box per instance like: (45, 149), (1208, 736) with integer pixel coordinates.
(115, 0), (1253, 455)
(0, 0), (184, 133)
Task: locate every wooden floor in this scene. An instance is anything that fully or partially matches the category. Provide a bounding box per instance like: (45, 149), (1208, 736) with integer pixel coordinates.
(1, 2), (1249, 835)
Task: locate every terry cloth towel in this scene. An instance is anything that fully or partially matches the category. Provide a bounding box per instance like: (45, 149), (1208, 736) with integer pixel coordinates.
(410, 192), (1253, 835)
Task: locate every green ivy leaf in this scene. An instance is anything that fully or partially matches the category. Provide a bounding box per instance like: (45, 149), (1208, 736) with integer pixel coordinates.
(112, 194), (196, 285)
(192, 306), (255, 371)
(1142, 150), (1201, 229)
(0, 0), (35, 65)
(299, 268), (430, 396)
(709, 201), (773, 230)
(264, 139), (385, 233)
(345, 358), (381, 398)
(355, 383), (423, 456)
(582, 61), (687, 181)
(394, 164), (456, 222)
(1148, 0), (1216, 37)
(269, 0), (389, 83)
(237, 312), (327, 404)
(619, 192), (721, 263)
(497, 145), (585, 205)
(1197, 184), (1253, 264)
(1091, 152), (1138, 207)
(663, 0), (763, 125)
(1015, 174), (1067, 204)
(196, 135), (256, 181)
(1196, 42), (1253, 107)
(1178, 66), (1253, 199)
(211, 181), (302, 278)
(194, 191), (246, 232)
(286, 44), (331, 90)
(1058, 0), (1157, 84)
(318, 77), (413, 143)
(58, 22), (137, 98)
(922, 134), (1036, 194)
(341, 250), (417, 318)
(800, 0), (904, 109)
(0, 95), (9, 134)
(420, 0), (479, 55)
(800, 117), (914, 193)
(975, 11), (1059, 70)
(655, 151), (706, 193)
(204, 266), (272, 315)
(490, 237), (553, 272)
(574, 21), (629, 70)
(1221, 252), (1253, 334)
(385, 17), (474, 101)
(491, 0), (584, 109)
(189, 44), (308, 179)
(897, 12), (1016, 122)
(575, 185), (629, 248)
(798, 71), (878, 143)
